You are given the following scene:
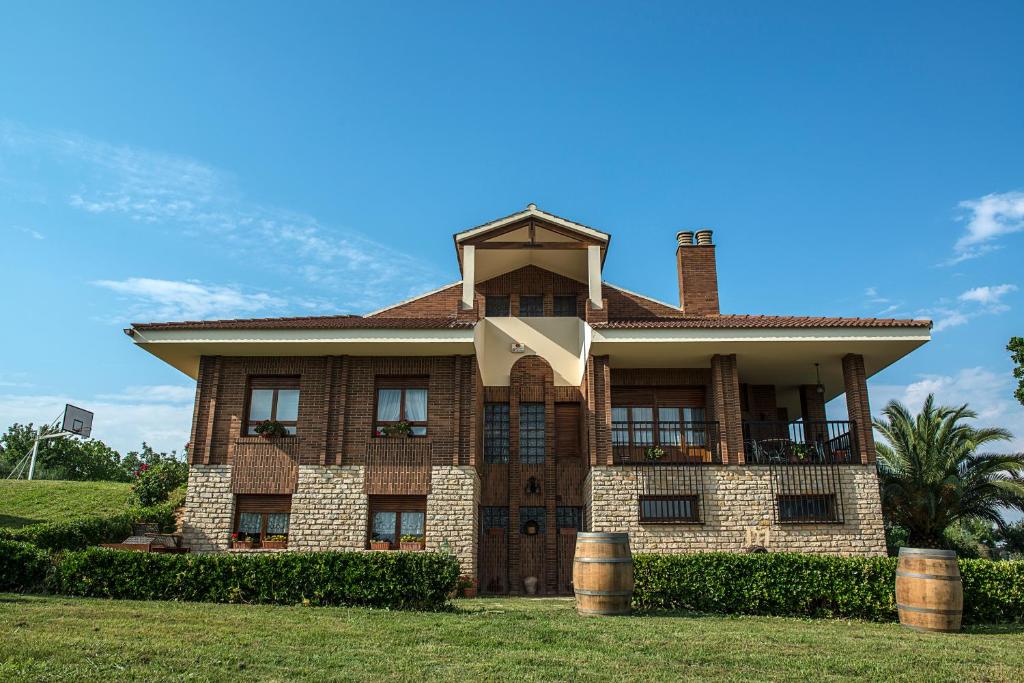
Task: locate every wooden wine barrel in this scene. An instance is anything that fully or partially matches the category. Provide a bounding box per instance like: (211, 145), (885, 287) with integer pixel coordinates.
(573, 532), (633, 616)
(895, 547), (963, 633)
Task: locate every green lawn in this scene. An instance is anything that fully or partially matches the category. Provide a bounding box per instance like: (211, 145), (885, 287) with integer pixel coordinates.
(0, 480), (134, 528)
(1, 595), (1021, 682)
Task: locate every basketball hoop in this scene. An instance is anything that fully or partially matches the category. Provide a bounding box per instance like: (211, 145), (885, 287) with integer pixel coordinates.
(5, 404), (95, 480)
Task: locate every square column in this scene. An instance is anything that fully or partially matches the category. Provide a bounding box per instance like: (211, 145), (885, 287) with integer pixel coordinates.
(711, 354), (744, 464)
(842, 353), (876, 464)
(587, 245), (603, 309)
(461, 245), (475, 310)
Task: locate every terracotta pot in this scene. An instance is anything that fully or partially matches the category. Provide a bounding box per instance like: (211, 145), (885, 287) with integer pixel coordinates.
(462, 586), (477, 599)
(370, 541), (392, 551)
(523, 576), (539, 595)
(400, 541), (424, 551)
(262, 540), (287, 549)
(232, 541), (255, 550)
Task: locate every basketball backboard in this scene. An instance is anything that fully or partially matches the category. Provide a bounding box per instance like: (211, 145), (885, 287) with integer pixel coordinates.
(61, 404), (94, 437)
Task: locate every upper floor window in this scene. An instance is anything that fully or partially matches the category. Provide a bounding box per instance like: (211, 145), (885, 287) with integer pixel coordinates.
(611, 406), (707, 447)
(519, 295), (544, 317)
(553, 295), (577, 317)
(375, 378), (428, 436)
(486, 295), (510, 317)
(519, 403), (546, 463)
(245, 377), (300, 435)
(484, 403), (510, 463)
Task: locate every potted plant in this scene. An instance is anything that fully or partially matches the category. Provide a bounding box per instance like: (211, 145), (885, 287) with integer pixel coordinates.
(231, 532), (255, 550)
(369, 536), (392, 551)
(644, 445), (666, 461)
(254, 420), (288, 439)
(458, 575), (478, 599)
(399, 534), (425, 551)
(379, 421), (413, 438)
(263, 534), (287, 549)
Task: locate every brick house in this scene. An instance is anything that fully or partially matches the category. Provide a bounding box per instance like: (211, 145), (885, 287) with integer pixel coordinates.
(128, 204), (931, 595)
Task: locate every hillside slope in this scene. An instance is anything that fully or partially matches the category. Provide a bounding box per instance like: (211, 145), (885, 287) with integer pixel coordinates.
(0, 480), (134, 529)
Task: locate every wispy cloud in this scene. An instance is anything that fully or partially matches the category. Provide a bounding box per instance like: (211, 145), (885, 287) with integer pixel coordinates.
(96, 384), (196, 403)
(16, 226), (45, 240)
(921, 283), (1018, 332)
(1, 121), (444, 312)
(93, 277), (285, 321)
(946, 191), (1024, 264)
(0, 387), (194, 455)
(868, 367), (1024, 453)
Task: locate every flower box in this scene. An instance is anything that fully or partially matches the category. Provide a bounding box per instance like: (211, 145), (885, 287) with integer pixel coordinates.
(370, 540), (392, 551)
(400, 541), (424, 551)
(232, 540), (256, 550)
(262, 540), (287, 550)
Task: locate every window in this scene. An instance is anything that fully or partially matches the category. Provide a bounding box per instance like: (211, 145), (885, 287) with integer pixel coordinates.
(519, 295), (544, 316)
(234, 494), (291, 542)
(481, 506), (509, 535)
(484, 403), (510, 463)
(519, 403), (546, 463)
(639, 495), (700, 523)
(612, 405), (707, 448)
(375, 379), (428, 436)
(778, 494), (839, 523)
(369, 495), (426, 546)
(553, 295), (577, 317)
(556, 506), (583, 530)
(520, 506), (546, 534)
(486, 295), (510, 317)
(245, 377), (300, 435)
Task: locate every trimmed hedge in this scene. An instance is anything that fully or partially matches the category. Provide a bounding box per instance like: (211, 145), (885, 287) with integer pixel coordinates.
(46, 548), (460, 610)
(633, 553), (1024, 624)
(0, 499), (179, 552)
(0, 539), (49, 592)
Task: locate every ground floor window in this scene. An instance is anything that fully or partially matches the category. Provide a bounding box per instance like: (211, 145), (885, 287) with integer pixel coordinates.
(369, 495), (426, 547)
(520, 506), (546, 535)
(777, 494), (839, 523)
(234, 494), (292, 544)
(639, 495), (700, 523)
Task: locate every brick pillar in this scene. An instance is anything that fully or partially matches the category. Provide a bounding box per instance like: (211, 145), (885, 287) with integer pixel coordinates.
(711, 354), (744, 464)
(842, 353), (876, 464)
(799, 384), (827, 444)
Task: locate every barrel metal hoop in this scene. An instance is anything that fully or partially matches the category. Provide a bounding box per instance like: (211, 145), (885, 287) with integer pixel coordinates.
(574, 558), (633, 564)
(576, 538), (631, 544)
(897, 603), (963, 616)
(898, 548), (957, 558)
(574, 589), (633, 597)
(576, 607), (631, 616)
(896, 570), (961, 581)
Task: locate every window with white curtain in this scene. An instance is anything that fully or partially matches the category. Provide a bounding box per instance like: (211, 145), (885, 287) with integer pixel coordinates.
(374, 380), (429, 436)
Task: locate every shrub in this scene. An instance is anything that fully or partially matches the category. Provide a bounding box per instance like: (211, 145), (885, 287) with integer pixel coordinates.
(0, 539), (50, 592)
(131, 460), (188, 507)
(47, 549), (460, 610)
(0, 493), (181, 552)
(633, 552), (1024, 624)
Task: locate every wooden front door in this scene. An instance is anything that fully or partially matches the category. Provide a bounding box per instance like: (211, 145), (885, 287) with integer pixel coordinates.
(557, 509), (583, 594)
(479, 507), (509, 594)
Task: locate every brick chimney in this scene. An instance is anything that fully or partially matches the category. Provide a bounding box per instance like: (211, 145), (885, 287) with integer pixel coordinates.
(675, 229), (720, 315)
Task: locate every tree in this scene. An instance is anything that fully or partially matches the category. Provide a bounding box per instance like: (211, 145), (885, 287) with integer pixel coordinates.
(997, 520), (1024, 559)
(1009, 337), (1024, 407)
(0, 423), (129, 481)
(874, 394), (1024, 549)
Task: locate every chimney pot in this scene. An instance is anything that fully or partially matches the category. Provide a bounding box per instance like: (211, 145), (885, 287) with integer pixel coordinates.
(695, 229), (713, 246)
(676, 231), (694, 247)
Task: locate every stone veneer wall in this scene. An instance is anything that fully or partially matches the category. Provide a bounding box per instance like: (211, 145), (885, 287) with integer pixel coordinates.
(181, 464), (234, 552)
(426, 465), (480, 575)
(586, 465), (886, 556)
(289, 465), (368, 551)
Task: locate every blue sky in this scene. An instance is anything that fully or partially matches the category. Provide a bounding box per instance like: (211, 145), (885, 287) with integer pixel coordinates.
(1, 1), (1022, 455)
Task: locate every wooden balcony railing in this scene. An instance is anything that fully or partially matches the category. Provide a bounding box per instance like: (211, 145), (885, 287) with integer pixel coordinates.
(363, 438), (432, 495)
(612, 421), (721, 465)
(742, 421), (860, 465)
(231, 436), (300, 494)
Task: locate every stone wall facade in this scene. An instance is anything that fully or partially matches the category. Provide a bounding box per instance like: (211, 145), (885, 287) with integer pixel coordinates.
(426, 465), (480, 575)
(586, 464), (886, 556)
(288, 465), (368, 551)
(181, 464), (234, 552)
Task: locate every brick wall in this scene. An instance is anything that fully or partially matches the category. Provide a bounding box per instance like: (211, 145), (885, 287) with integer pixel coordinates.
(587, 464), (886, 556)
(675, 244), (720, 315)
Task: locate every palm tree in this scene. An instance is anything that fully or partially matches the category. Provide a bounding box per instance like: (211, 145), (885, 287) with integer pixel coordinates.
(873, 394), (1024, 549)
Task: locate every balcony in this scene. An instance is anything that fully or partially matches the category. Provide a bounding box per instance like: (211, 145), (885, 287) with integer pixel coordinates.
(612, 421), (721, 465)
(742, 421), (860, 465)
(363, 439), (432, 495)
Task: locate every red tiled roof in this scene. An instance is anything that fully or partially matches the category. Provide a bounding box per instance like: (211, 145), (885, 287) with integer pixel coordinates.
(592, 316), (932, 329)
(131, 316), (475, 331)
